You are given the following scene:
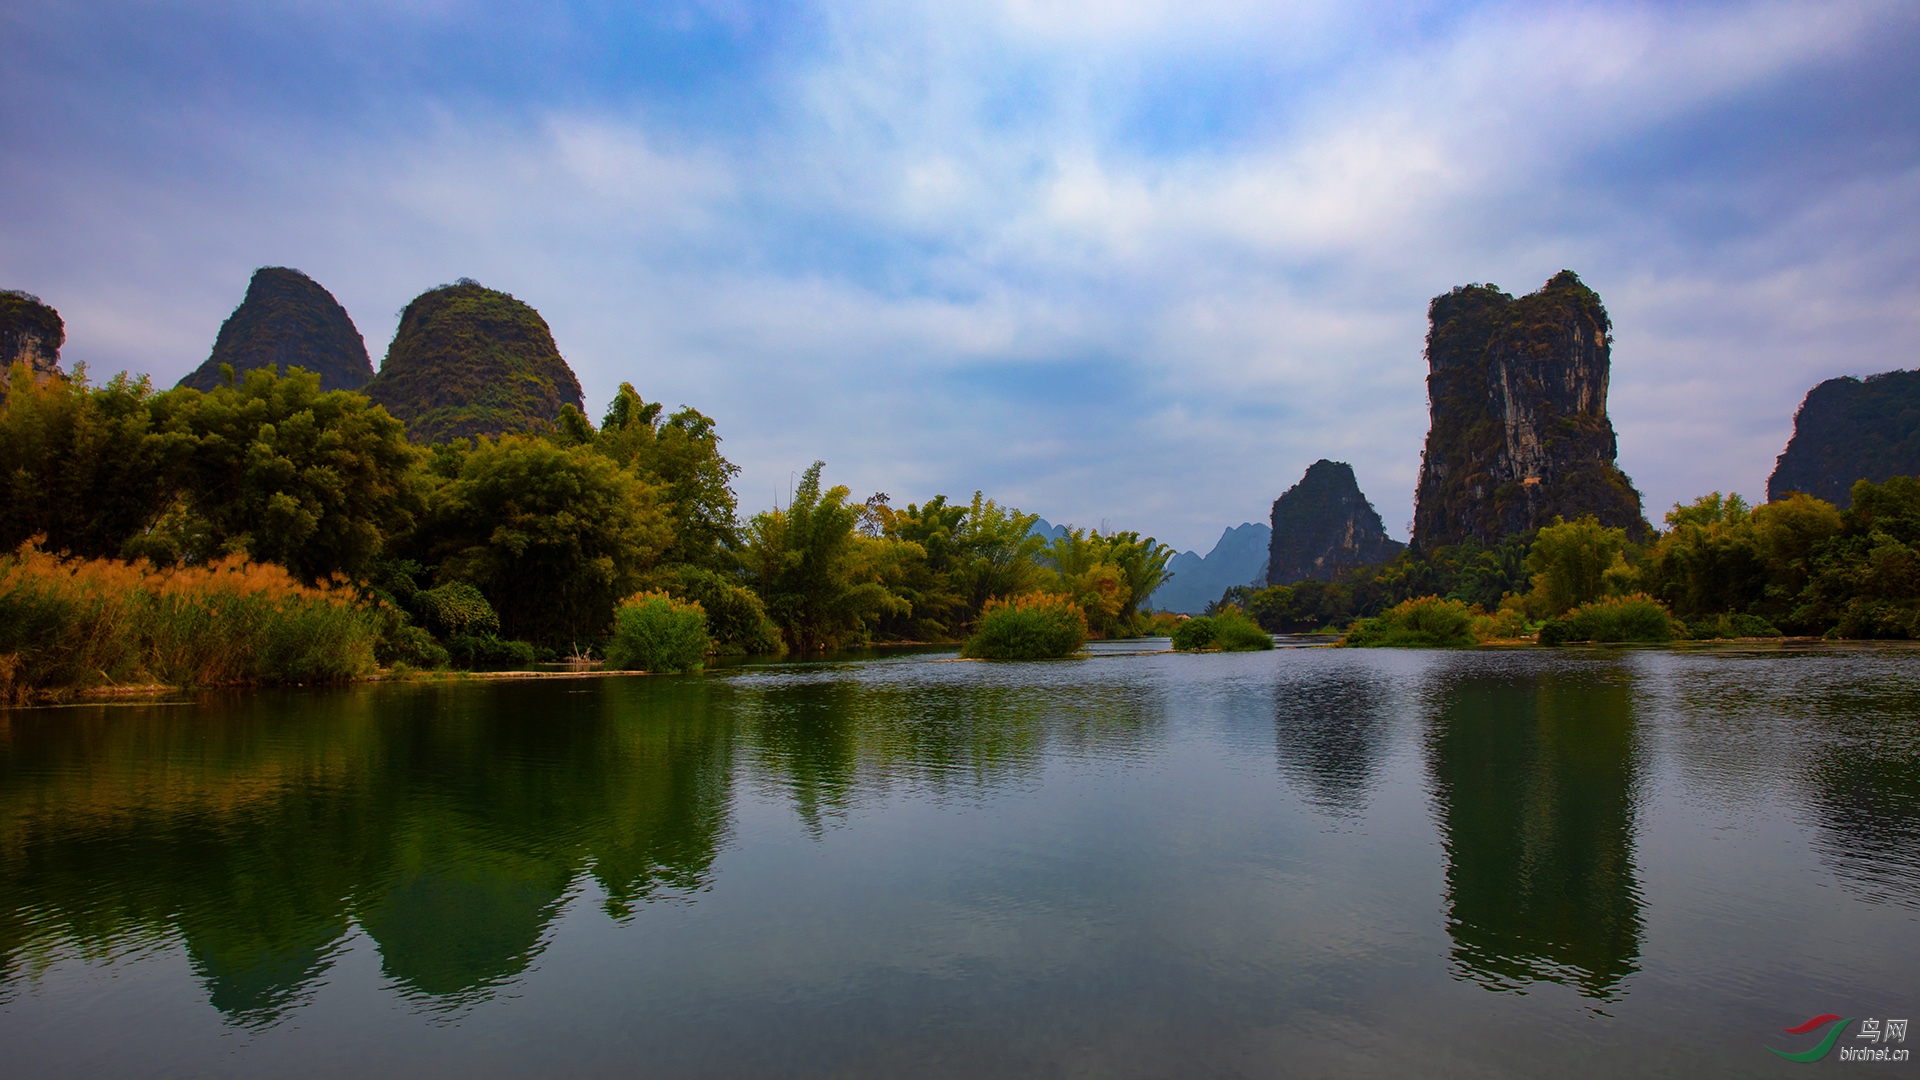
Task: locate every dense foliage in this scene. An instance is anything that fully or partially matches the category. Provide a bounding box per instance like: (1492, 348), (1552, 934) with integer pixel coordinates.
(3, 363), (418, 583)
(1537, 594), (1676, 646)
(960, 593), (1087, 659)
(604, 591), (710, 673)
(1218, 477), (1920, 644)
(1170, 608), (1272, 651)
(1341, 597), (1485, 648)
(0, 543), (378, 701)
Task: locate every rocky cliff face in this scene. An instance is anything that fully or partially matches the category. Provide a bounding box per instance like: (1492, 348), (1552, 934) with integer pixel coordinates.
(363, 280), (585, 444)
(1411, 271), (1646, 550)
(0, 290), (65, 380)
(179, 268), (374, 393)
(1768, 370), (1920, 508)
(1268, 460), (1404, 584)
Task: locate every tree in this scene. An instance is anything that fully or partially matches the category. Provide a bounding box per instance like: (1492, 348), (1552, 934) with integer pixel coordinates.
(145, 366), (421, 583)
(948, 493), (1048, 617)
(1524, 515), (1631, 618)
(593, 383), (740, 569)
(417, 435), (670, 644)
(0, 362), (190, 559)
(872, 495), (970, 639)
(742, 462), (907, 651)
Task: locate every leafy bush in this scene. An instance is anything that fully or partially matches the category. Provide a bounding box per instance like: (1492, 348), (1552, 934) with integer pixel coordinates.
(1170, 616), (1216, 651)
(416, 581), (500, 638)
(654, 564), (784, 655)
(1538, 593), (1677, 645)
(372, 611), (448, 669)
(0, 543), (378, 701)
(1172, 609), (1273, 651)
(1685, 613), (1783, 640)
(1341, 596), (1482, 648)
(443, 634), (540, 670)
(1211, 609), (1275, 650)
(960, 593), (1087, 659)
(604, 591), (709, 673)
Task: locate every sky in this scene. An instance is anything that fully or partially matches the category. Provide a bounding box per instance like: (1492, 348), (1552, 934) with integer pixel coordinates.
(3, 0), (1917, 554)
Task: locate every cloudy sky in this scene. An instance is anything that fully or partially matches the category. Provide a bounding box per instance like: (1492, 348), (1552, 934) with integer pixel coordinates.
(4, 0), (1916, 553)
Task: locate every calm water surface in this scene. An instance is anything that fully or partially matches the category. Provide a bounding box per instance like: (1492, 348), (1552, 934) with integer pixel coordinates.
(2, 644), (1917, 1077)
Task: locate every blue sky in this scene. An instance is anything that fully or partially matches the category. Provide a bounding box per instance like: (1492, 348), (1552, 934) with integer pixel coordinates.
(4, 0), (1917, 553)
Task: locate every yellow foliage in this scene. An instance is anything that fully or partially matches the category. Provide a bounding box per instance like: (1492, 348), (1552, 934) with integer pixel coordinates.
(0, 541), (377, 701)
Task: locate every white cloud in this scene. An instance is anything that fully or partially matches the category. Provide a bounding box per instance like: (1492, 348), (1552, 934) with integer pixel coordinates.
(2, 0), (1914, 552)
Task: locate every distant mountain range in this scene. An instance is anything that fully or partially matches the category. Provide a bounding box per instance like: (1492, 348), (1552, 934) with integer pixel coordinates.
(1143, 522), (1271, 614)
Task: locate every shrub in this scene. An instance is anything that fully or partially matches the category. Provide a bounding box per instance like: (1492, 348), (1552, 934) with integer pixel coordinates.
(416, 581), (500, 638)
(1686, 613), (1784, 640)
(1211, 609), (1275, 651)
(1538, 593), (1677, 645)
(444, 634), (540, 669)
(1170, 616), (1217, 651)
(1172, 608), (1273, 652)
(654, 565), (785, 655)
(0, 542), (378, 701)
(961, 593), (1087, 659)
(605, 591), (709, 672)
(1341, 596), (1482, 648)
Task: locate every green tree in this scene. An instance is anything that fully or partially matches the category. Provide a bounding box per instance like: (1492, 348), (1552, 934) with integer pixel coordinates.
(743, 462), (907, 651)
(0, 362), (191, 559)
(593, 383), (740, 569)
(1797, 476), (1920, 637)
(417, 435), (670, 644)
(1524, 516), (1631, 618)
(949, 493), (1047, 618)
(145, 366), (421, 583)
(873, 495), (971, 639)
(1636, 493), (1768, 620)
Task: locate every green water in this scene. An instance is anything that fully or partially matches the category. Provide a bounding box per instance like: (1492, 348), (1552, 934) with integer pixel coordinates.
(1, 644), (1916, 1076)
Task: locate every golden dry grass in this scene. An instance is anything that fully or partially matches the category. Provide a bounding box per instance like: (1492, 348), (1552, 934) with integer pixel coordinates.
(0, 542), (379, 702)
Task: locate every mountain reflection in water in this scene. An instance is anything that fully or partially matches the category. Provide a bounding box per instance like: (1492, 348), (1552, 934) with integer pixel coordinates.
(1422, 661), (1644, 1001)
(1, 649), (1918, 1078)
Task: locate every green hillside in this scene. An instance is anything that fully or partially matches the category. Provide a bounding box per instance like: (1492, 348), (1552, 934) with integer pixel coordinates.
(363, 279), (585, 444)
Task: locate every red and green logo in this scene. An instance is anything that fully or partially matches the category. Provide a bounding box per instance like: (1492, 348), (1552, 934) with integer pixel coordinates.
(1768, 1014), (1851, 1063)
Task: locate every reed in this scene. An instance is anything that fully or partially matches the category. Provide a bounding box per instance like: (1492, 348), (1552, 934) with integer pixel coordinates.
(961, 593), (1087, 659)
(0, 543), (379, 702)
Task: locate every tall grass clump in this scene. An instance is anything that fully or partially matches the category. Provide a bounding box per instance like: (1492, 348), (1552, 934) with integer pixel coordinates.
(0, 542), (379, 702)
(1341, 596), (1483, 648)
(961, 593), (1087, 659)
(604, 591), (710, 673)
(1171, 608), (1274, 651)
(1538, 593), (1677, 645)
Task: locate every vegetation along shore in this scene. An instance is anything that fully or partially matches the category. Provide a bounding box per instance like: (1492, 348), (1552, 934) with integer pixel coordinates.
(3, 267), (1919, 702)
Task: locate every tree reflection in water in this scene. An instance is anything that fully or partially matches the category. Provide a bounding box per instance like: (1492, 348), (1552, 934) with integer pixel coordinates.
(1422, 661), (1645, 1001)
(0, 675), (736, 1025)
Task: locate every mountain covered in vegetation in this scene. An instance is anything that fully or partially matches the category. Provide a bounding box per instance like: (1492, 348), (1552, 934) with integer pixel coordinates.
(0, 290), (64, 379)
(1411, 271), (1647, 550)
(1145, 521), (1270, 613)
(363, 280), (584, 444)
(1768, 369), (1920, 508)
(178, 268), (374, 393)
(1268, 460), (1403, 584)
